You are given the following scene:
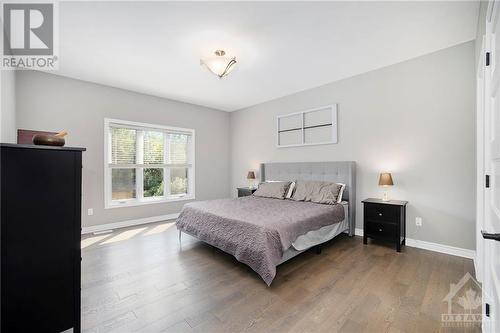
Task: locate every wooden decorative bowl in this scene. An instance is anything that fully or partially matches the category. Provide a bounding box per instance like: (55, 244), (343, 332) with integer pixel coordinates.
(32, 134), (66, 147)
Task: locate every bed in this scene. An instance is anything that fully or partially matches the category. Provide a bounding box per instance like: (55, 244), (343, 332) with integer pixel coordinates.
(176, 161), (356, 285)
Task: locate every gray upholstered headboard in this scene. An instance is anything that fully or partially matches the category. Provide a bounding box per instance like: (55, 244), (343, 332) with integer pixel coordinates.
(260, 161), (356, 236)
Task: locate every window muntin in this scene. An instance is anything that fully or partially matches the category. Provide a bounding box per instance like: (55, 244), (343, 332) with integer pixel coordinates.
(105, 119), (194, 208)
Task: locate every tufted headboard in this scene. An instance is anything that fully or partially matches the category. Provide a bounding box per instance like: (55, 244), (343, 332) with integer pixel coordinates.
(259, 161), (356, 236)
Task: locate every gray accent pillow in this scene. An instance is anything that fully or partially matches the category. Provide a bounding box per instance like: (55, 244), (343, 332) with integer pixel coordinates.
(292, 180), (343, 205)
(253, 181), (291, 199)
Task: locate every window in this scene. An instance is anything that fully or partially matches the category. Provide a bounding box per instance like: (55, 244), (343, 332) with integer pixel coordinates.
(104, 119), (195, 208)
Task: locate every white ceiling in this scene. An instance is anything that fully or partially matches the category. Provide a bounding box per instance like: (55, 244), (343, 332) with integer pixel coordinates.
(54, 1), (479, 111)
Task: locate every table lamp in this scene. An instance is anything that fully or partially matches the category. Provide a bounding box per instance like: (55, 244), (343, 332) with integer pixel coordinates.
(379, 172), (394, 201)
(247, 171), (256, 189)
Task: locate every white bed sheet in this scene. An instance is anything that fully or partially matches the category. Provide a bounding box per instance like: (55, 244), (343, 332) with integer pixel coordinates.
(291, 202), (349, 251)
(277, 202), (349, 265)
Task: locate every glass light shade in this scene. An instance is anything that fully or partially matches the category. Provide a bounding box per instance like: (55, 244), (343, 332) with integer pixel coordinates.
(201, 50), (237, 78)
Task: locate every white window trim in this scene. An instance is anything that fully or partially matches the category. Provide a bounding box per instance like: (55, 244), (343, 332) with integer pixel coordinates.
(104, 118), (195, 209)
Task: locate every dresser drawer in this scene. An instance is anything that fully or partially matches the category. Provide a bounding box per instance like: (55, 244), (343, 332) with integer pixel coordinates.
(366, 221), (397, 240)
(365, 203), (399, 223)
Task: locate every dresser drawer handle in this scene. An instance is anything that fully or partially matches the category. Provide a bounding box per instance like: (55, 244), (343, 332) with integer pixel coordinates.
(378, 213), (383, 216)
(379, 228), (383, 232)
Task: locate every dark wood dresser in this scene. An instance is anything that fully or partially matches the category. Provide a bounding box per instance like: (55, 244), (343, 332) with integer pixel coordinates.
(0, 144), (85, 332)
(362, 198), (408, 252)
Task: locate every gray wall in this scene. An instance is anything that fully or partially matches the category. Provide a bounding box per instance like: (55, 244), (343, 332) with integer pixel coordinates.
(230, 41), (476, 250)
(1, 70), (16, 143)
(16, 71), (231, 228)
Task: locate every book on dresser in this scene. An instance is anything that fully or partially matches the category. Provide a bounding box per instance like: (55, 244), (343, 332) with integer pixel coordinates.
(0, 144), (85, 333)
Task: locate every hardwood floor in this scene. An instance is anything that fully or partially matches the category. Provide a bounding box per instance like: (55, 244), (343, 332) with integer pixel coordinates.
(81, 221), (479, 333)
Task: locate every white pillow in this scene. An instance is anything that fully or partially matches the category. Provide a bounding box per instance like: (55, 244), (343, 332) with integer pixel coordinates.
(286, 181), (296, 199)
(336, 183), (346, 203)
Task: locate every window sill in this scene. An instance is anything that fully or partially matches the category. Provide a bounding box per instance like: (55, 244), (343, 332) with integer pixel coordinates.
(105, 195), (195, 209)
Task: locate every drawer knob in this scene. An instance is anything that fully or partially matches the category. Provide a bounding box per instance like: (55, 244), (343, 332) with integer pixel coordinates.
(379, 228), (382, 232)
(378, 213), (383, 216)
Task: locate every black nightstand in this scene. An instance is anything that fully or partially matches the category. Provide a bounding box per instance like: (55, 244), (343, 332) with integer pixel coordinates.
(362, 198), (408, 252)
(237, 187), (257, 197)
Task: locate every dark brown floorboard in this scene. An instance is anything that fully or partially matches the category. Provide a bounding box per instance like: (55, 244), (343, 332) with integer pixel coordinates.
(81, 221), (479, 333)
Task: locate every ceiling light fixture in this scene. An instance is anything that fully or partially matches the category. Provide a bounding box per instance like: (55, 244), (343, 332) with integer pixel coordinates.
(200, 50), (237, 78)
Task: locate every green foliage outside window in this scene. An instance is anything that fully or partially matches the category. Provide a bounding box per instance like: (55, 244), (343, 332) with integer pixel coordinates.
(144, 168), (164, 197)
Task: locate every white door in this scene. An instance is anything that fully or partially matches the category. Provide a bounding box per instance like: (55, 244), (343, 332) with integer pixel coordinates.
(483, 2), (500, 331)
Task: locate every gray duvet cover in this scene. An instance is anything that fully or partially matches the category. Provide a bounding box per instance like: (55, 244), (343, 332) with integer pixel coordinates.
(176, 196), (345, 285)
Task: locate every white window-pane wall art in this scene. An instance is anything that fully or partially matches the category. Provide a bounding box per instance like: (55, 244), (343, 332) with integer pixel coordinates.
(276, 104), (338, 147)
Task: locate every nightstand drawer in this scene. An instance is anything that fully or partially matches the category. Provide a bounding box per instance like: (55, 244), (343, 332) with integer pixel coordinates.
(237, 187), (256, 197)
(362, 198), (408, 252)
(366, 221), (397, 240)
(365, 203), (399, 223)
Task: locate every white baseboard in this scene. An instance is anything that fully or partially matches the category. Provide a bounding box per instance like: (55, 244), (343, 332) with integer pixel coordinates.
(354, 228), (475, 259)
(405, 238), (475, 259)
(82, 213), (180, 234)
(83, 220), (475, 259)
